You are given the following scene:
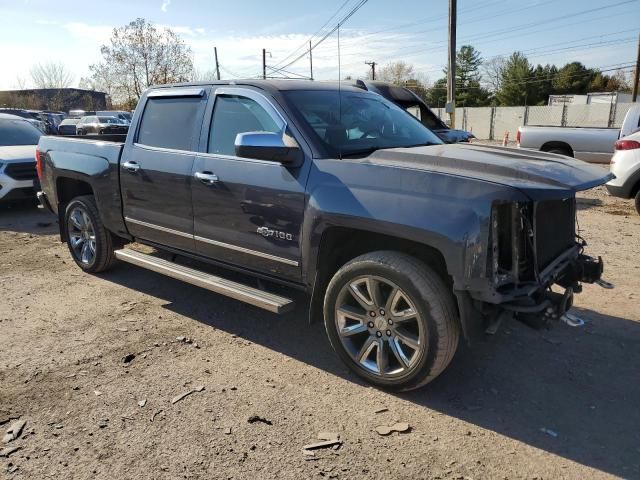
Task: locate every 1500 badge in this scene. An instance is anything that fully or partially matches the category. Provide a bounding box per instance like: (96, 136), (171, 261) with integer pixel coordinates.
(257, 227), (293, 241)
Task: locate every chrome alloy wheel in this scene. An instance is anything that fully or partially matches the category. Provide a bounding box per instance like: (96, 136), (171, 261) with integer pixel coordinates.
(67, 206), (96, 265)
(334, 276), (425, 377)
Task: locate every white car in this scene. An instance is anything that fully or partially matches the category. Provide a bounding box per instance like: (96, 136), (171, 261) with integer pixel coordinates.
(606, 130), (640, 215)
(0, 113), (42, 203)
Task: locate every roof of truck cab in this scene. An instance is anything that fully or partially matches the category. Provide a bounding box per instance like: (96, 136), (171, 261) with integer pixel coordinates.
(149, 79), (365, 94)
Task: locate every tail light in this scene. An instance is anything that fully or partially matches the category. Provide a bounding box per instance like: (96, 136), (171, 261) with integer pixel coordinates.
(516, 129), (521, 147)
(35, 147), (43, 180)
(615, 139), (640, 150)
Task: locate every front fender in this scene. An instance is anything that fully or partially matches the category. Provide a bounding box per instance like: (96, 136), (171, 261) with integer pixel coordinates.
(301, 159), (529, 291)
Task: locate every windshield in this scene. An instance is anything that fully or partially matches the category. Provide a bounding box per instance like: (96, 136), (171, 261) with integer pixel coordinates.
(283, 89), (442, 157)
(0, 119), (42, 146)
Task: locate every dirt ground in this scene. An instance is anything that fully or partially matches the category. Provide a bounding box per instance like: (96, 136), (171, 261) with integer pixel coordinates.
(1, 184), (639, 480)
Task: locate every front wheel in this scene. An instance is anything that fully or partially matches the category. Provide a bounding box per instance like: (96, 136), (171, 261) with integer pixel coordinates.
(64, 195), (118, 273)
(635, 190), (640, 216)
(323, 251), (460, 391)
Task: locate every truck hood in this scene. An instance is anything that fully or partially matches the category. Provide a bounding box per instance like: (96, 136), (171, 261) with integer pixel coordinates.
(0, 145), (37, 163)
(366, 143), (613, 200)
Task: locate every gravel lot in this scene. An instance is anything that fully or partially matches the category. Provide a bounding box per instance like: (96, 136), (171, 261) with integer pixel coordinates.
(1, 185), (638, 479)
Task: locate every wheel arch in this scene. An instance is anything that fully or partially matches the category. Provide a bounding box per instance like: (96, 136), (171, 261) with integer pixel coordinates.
(307, 225), (455, 325)
(55, 177), (95, 242)
(540, 141), (574, 157)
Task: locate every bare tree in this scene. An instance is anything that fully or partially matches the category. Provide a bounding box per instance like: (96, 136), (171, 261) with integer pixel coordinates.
(87, 18), (194, 105)
(30, 62), (74, 89)
(190, 68), (218, 82)
(376, 61), (416, 84)
(483, 56), (506, 93)
(14, 75), (29, 90)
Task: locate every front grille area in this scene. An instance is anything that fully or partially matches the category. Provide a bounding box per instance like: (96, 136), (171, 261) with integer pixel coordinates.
(535, 198), (575, 269)
(4, 161), (37, 181)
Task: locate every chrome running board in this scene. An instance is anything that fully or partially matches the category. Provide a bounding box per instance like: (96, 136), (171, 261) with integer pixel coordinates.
(114, 248), (294, 314)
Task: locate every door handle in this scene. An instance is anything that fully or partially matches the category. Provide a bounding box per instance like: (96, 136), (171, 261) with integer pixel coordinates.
(122, 161), (140, 173)
(195, 171), (219, 185)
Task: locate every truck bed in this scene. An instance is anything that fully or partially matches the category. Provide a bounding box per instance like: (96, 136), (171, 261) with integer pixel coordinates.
(39, 135), (125, 166)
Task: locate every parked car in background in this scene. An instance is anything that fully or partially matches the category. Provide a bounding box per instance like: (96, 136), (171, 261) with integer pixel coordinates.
(58, 118), (80, 136)
(97, 110), (133, 125)
(0, 108), (46, 133)
(606, 130), (640, 215)
(0, 113), (41, 203)
(28, 110), (61, 134)
(354, 80), (475, 143)
(76, 116), (129, 135)
(517, 104), (640, 163)
(68, 110), (96, 119)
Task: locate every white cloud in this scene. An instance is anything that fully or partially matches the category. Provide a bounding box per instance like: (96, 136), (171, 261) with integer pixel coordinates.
(186, 30), (439, 81)
(63, 22), (113, 44)
(161, 0), (171, 12)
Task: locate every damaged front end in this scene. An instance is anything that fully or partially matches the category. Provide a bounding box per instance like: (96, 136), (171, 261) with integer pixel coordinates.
(475, 197), (609, 330)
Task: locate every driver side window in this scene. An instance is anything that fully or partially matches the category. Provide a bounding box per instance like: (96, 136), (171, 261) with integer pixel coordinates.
(208, 95), (281, 156)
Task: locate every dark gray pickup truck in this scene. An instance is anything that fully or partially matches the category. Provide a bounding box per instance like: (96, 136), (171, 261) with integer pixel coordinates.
(37, 80), (612, 391)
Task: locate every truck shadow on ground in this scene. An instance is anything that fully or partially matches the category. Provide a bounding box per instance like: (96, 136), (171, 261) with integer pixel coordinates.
(102, 263), (639, 479)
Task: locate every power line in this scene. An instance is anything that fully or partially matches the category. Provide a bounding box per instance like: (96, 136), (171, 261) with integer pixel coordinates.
(268, 0), (369, 76)
(320, 0), (637, 68)
(270, 0), (354, 69)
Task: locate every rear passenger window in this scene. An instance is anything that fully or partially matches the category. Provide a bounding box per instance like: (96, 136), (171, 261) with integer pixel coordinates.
(208, 95), (281, 156)
(137, 97), (202, 151)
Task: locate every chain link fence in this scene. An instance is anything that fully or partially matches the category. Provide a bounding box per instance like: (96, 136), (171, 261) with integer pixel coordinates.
(434, 102), (637, 140)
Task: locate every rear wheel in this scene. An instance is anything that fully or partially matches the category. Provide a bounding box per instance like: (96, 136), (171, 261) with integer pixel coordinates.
(635, 190), (640, 216)
(64, 195), (118, 273)
(323, 251), (460, 391)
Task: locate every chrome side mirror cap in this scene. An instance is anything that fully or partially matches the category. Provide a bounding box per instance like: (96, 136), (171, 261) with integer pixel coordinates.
(234, 131), (303, 166)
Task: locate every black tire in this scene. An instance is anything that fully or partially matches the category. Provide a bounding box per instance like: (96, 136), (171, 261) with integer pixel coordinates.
(635, 190), (640, 216)
(64, 195), (118, 273)
(76, 129), (84, 136)
(323, 251), (460, 391)
(547, 148), (571, 157)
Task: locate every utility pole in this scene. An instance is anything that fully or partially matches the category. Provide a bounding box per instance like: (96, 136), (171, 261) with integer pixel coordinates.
(214, 46), (220, 81)
(309, 41), (314, 80)
(632, 33), (640, 102)
(365, 61), (377, 80)
(262, 48), (267, 80)
(447, 0), (457, 127)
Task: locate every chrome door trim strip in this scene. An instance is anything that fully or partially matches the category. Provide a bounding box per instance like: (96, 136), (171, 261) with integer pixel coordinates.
(124, 217), (299, 267)
(194, 235), (299, 267)
(125, 217), (193, 239)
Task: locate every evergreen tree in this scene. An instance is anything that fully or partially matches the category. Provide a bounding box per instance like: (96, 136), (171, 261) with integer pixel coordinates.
(553, 62), (595, 94)
(496, 52), (534, 106)
(435, 45), (491, 107)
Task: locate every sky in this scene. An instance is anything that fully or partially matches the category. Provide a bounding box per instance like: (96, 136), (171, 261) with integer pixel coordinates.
(0, 0), (638, 89)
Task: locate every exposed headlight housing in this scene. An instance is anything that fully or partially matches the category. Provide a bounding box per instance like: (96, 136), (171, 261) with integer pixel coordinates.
(490, 201), (535, 288)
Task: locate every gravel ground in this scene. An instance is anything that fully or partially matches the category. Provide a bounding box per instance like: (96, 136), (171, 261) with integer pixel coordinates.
(1, 184), (639, 480)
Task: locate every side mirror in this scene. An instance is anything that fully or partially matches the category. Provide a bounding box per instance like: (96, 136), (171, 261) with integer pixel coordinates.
(235, 131), (303, 166)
